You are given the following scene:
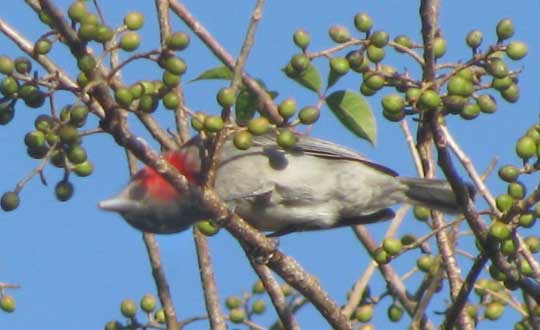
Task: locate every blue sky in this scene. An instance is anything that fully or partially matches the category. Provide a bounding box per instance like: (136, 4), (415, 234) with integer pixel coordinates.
(0, 1), (539, 329)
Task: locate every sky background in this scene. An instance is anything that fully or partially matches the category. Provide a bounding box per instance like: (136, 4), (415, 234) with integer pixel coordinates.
(0, 1), (539, 329)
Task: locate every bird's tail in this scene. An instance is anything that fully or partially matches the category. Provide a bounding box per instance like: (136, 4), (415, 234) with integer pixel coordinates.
(398, 177), (473, 213)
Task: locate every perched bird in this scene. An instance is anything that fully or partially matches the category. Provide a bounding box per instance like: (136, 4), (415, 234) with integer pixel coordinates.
(99, 133), (464, 236)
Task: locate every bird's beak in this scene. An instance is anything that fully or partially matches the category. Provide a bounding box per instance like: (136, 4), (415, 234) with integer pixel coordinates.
(98, 197), (142, 213)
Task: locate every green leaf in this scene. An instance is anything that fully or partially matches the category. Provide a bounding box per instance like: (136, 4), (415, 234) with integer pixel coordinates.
(326, 69), (342, 90)
(191, 66), (233, 82)
(283, 62), (322, 93)
(326, 90), (377, 145)
(235, 88), (257, 125)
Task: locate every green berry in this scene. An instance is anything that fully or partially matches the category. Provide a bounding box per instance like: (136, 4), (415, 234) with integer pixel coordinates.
(140, 294), (157, 313)
(413, 205), (430, 221)
(120, 299), (137, 318)
(191, 112), (205, 131)
(382, 237), (402, 256)
(328, 25), (350, 43)
(373, 247), (390, 264)
(138, 94), (158, 113)
(443, 95), (467, 114)
(496, 194), (514, 212)
(447, 76), (473, 97)
(277, 130), (297, 150)
(484, 302), (504, 320)
(67, 144), (87, 164)
(290, 54), (309, 72)
(366, 45), (385, 63)
(507, 182), (526, 199)
(24, 131), (46, 148)
(382, 94), (405, 114)
(353, 13), (372, 32)
(506, 41), (528, 60)
(518, 213), (536, 228)
(68, 1), (87, 22)
(77, 71), (89, 87)
(70, 105), (89, 127)
(164, 56), (187, 75)
(73, 160), (94, 177)
(196, 220), (219, 236)
(496, 18), (514, 41)
(0, 101), (14, 125)
(77, 55), (96, 74)
(525, 236), (540, 253)
(354, 304), (374, 322)
(360, 83), (376, 96)
(418, 90), (441, 110)
(501, 83), (519, 103)
(38, 10), (52, 26)
(433, 37), (447, 58)
(252, 280), (265, 294)
(491, 76), (513, 91)
(247, 117), (270, 136)
(477, 94), (497, 113)
(166, 31), (190, 51)
(217, 87), (235, 108)
(162, 91), (180, 110)
(346, 51), (369, 73)
(27, 145), (49, 159)
(388, 304), (403, 322)
(251, 299), (266, 314)
(162, 71), (180, 88)
(0, 56), (14, 75)
(393, 35), (412, 52)
(119, 32), (141, 51)
(515, 136), (536, 159)
(204, 115), (224, 133)
(34, 38), (52, 55)
(489, 220), (511, 241)
(298, 106), (320, 125)
(225, 296), (241, 309)
(280, 283), (293, 296)
(329, 57), (350, 75)
(405, 88), (422, 103)
(35, 114), (54, 132)
(363, 73), (385, 90)
(0, 77), (18, 97)
(401, 234), (417, 246)
(58, 125), (79, 145)
(154, 309), (166, 323)
(115, 87), (133, 107)
(500, 239), (516, 256)
(460, 103), (480, 120)
(293, 29), (310, 49)
(486, 58), (508, 78)
(124, 12), (144, 30)
(416, 255), (435, 273)
(78, 23), (98, 41)
(95, 25), (114, 43)
(229, 308), (246, 323)
(55, 180), (74, 202)
(1, 191), (20, 211)
(370, 31), (389, 48)
(0, 295), (16, 313)
(104, 320), (122, 330)
(278, 98), (296, 118)
(466, 30), (483, 49)
(14, 57), (32, 74)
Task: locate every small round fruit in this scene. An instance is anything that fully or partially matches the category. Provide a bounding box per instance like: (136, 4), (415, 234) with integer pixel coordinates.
(24, 131), (46, 148)
(73, 160), (94, 177)
(0, 56), (14, 75)
(162, 71), (180, 88)
(353, 12), (372, 32)
(506, 41), (528, 60)
(387, 304), (403, 322)
(293, 29), (310, 49)
(58, 125), (79, 145)
(67, 144), (87, 164)
(496, 194), (514, 212)
(466, 30), (483, 49)
(277, 130), (297, 150)
(252, 280), (265, 294)
(95, 25), (114, 43)
(328, 25), (350, 43)
(393, 35), (412, 52)
(486, 58), (508, 79)
(68, 1), (87, 22)
(401, 234), (417, 246)
(496, 18), (514, 41)
(329, 57), (350, 75)
(0, 295), (16, 313)
(507, 182), (525, 199)
(55, 180), (74, 202)
(381, 94), (405, 114)
(77, 71), (89, 87)
(363, 73), (385, 90)
(418, 90), (441, 110)
(477, 94), (497, 113)
(119, 32), (141, 51)
(229, 308), (246, 323)
(166, 31), (190, 51)
(370, 31), (389, 48)
(191, 112), (205, 131)
(500, 239), (516, 255)
(405, 88), (422, 103)
(491, 76), (513, 91)
(382, 237), (402, 256)
(484, 301), (504, 320)
(196, 220), (219, 236)
(225, 296), (241, 309)
(489, 220), (511, 241)
(216, 87), (235, 108)
(1, 191), (20, 211)
(501, 83), (519, 103)
(525, 236), (540, 253)
(519, 213), (536, 228)
(360, 84), (376, 96)
(0, 102), (14, 125)
(373, 247), (389, 264)
(104, 320), (122, 330)
(140, 294), (157, 313)
(447, 76), (473, 97)
(460, 103), (480, 120)
(413, 205), (430, 221)
(138, 94), (158, 113)
(366, 45), (385, 63)
(124, 12), (144, 30)
(162, 91), (180, 110)
(77, 55), (96, 74)
(203, 115), (224, 133)
(164, 56), (187, 76)
(120, 299), (137, 318)
(251, 299), (266, 314)
(34, 38), (52, 55)
(290, 54), (309, 72)
(433, 37), (447, 58)
(154, 309), (166, 323)
(346, 51), (368, 73)
(298, 106), (320, 125)
(247, 117), (270, 136)
(0, 77), (18, 97)
(354, 304), (373, 322)
(515, 136), (536, 159)
(278, 98), (296, 118)
(115, 88), (133, 107)
(78, 23), (98, 41)
(35, 114), (54, 132)
(417, 255), (435, 273)
(70, 105), (89, 126)
(14, 57), (32, 74)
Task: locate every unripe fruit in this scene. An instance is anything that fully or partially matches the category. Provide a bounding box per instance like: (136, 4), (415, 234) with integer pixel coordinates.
(393, 35), (412, 52)
(433, 37), (447, 58)
(507, 182), (525, 199)
(0, 56), (14, 75)
(518, 213), (536, 228)
(162, 71), (180, 88)
(230, 131), (252, 150)
(77, 71), (89, 87)
(418, 90), (441, 110)
(506, 41), (528, 60)
(416, 255), (435, 272)
(346, 51), (369, 73)
(477, 94), (497, 113)
(500, 239), (516, 255)
(489, 220), (511, 241)
(1, 191), (20, 211)
(373, 247), (389, 264)
(27, 145), (49, 159)
(67, 144), (87, 164)
(515, 136), (536, 159)
(35, 114), (54, 132)
(501, 83), (519, 103)
(104, 320), (122, 330)
(73, 160), (94, 177)
(34, 38), (52, 55)
(229, 308), (246, 323)
(24, 131), (46, 148)
(277, 130), (297, 150)
(164, 56), (187, 76)
(120, 299), (137, 318)
(191, 112), (205, 131)
(95, 25), (114, 43)
(382, 94), (405, 114)
(290, 54), (309, 72)
(225, 296), (241, 309)
(14, 57), (32, 74)
(460, 103), (480, 120)
(466, 30), (483, 49)
(203, 115), (224, 133)
(443, 95), (467, 114)
(496, 194), (513, 212)
(293, 29), (310, 49)
(251, 299), (266, 314)
(119, 32), (141, 51)
(363, 73), (385, 90)
(447, 76), (473, 97)
(496, 18), (514, 41)
(38, 10), (52, 26)
(382, 237), (402, 256)
(329, 57), (350, 75)
(0, 77), (18, 97)
(70, 105), (89, 127)
(252, 280), (265, 294)
(491, 76), (513, 91)
(278, 98), (296, 118)
(370, 31), (389, 48)
(525, 236), (540, 253)
(154, 309), (166, 323)
(298, 106), (320, 125)
(405, 88), (422, 103)
(413, 205), (430, 221)
(68, 1), (87, 22)
(138, 94), (158, 113)
(486, 58), (508, 79)
(353, 13), (372, 32)
(55, 180), (74, 202)
(78, 23), (98, 41)
(360, 84), (376, 96)
(167, 31), (190, 51)
(162, 91), (180, 110)
(247, 117), (270, 136)
(46, 133), (59, 146)
(77, 55), (96, 73)
(216, 87), (235, 108)
(354, 304), (373, 322)
(484, 301), (504, 320)
(196, 220), (219, 236)
(58, 125), (79, 145)
(366, 45), (385, 63)
(0, 295), (16, 313)
(124, 12), (144, 30)
(24, 90), (46, 108)
(401, 234), (417, 246)
(387, 304), (403, 322)
(328, 25), (350, 43)
(115, 88), (133, 107)
(140, 294), (157, 313)
(0, 102), (14, 125)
